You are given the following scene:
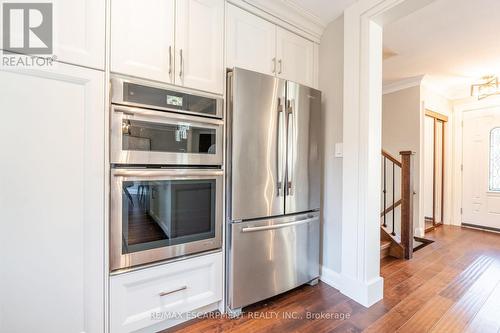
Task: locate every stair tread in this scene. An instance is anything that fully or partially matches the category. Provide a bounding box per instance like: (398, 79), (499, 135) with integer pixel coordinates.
(381, 240), (391, 250)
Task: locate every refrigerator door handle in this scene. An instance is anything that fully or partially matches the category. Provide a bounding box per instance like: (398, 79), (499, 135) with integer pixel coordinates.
(241, 216), (317, 233)
(286, 100), (294, 196)
(277, 98), (285, 196)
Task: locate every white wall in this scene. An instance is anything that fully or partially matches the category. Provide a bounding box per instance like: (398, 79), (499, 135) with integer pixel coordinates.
(318, 15), (344, 285)
(382, 85), (422, 235)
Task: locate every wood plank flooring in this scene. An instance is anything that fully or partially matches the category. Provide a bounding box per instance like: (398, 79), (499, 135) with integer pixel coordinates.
(164, 226), (500, 333)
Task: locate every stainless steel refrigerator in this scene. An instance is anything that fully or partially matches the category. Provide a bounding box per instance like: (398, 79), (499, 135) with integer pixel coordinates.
(226, 68), (321, 313)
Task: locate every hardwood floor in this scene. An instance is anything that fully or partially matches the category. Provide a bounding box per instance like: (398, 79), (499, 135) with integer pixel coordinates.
(165, 226), (500, 333)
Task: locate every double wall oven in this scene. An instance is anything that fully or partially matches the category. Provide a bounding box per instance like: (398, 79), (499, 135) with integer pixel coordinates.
(110, 76), (224, 271)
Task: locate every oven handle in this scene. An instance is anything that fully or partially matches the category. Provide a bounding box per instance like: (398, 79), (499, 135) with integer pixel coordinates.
(113, 105), (223, 126)
(112, 169), (224, 178)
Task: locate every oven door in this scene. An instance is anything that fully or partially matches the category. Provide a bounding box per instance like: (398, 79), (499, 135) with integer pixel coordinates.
(110, 168), (223, 271)
(111, 105), (223, 166)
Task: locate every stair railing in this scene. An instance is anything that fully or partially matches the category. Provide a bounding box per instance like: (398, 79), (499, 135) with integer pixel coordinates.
(381, 150), (415, 259)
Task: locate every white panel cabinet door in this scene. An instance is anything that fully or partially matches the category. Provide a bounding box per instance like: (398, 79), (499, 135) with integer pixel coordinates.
(226, 4), (276, 76)
(276, 27), (315, 87)
(0, 64), (105, 333)
(2, 0), (105, 69)
(111, 0), (175, 84)
(53, 0), (105, 69)
(176, 0), (224, 94)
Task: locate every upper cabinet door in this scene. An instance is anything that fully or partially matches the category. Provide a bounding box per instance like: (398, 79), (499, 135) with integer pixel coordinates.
(54, 0), (105, 69)
(3, 0), (105, 69)
(276, 27), (315, 87)
(175, 0), (224, 94)
(226, 4), (276, 76)
(111, 0), (175, 84)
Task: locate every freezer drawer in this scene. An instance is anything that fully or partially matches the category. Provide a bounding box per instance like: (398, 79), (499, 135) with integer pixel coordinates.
(228, 212), (320, 310)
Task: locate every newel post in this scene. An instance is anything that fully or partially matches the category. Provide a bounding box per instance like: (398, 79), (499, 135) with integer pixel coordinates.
(400, 151), (414, 259)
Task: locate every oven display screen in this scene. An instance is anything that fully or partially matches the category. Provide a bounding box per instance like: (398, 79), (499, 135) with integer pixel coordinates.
(167, 95), (183, 106)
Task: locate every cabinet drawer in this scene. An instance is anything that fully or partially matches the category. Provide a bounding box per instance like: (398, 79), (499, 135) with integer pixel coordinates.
(110, 252), (222, 333)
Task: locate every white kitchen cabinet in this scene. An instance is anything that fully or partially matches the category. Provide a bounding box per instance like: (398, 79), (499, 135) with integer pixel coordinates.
(0, 64), (105, 333)
(3, 0), (105, 69)
(53, 0), (106, 70)
(110, 0), (224, 94)
(226, 4), (317, 88)
(226, 4), (276, 76)
(176, 0), (224, 94)
(111, 0), (175, 84)
(276, 27), (315, 87)
(110, 252), (223, 333)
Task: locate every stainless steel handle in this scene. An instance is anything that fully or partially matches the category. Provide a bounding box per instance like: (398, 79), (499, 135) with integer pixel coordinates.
(286, 101), (293, 195)
(278, 59), (283, 74)
(241, 217), (317, 233)
(168, 46), (172, 76)
(179, 49), (183, 78)
(272, 58), (276, 74)
(159, 285), (187, 297)
(114, 105), (223, 126)
(277, 98), (284, 196)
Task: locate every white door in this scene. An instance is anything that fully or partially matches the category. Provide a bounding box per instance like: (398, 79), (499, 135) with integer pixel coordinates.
(462, 107), (500, 231)
(2, 0), (105, 69)
(111, 0), (175, 84)
(0, 64), (105, 332)
(53, 0), (105, 69)
(226, 4), (276, 76)
(175, 0), (224, 94)
(276, 27), (315, 87)
(423, 116), (435, 220)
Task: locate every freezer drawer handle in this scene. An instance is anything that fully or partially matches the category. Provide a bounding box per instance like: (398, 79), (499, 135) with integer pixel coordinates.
(241, 217), (317, 233)
(158, 285), (187, 297)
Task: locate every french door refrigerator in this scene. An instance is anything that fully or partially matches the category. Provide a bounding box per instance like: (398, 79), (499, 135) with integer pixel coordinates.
(226, 68), (321, 313)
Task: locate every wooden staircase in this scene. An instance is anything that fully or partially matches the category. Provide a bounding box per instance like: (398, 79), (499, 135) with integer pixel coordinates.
(380, 150), (414, 260)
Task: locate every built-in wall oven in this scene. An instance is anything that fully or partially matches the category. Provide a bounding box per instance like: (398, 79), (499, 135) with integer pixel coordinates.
(110, 76), (224, 271)
(111, 76), (223, 166)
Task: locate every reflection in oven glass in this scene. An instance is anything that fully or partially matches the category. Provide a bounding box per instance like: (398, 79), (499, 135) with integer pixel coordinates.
(122, 119), (216, 154)
(122, 179), (216, 255)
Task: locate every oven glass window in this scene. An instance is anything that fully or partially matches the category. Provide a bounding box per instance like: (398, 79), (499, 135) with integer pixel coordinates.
(122, 119), (216, 154)
(121, 179), (216, 254)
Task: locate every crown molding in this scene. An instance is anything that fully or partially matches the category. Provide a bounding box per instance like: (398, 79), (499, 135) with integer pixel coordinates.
(227, 0), (325, 43)
(382, 75), (425, 95)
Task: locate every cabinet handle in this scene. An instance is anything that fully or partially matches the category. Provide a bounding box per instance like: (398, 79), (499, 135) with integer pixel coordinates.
(159, 285), (187, 297)
(179, 49), (183, 78)
(278, 59), (283, 74)
(168, 46), (172, 76)
(272, 57), (276, 74)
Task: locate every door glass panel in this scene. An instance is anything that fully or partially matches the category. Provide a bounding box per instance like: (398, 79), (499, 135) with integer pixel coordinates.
(122, 119), (216, 154)
(123, 82), (218, 116)
(490, 127), (500, 191)
(121, 179), (216, 254)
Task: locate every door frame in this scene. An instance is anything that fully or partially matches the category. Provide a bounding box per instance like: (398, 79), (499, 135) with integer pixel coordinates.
(452, 96), (500, 228)
(424, 110), (447, 231)
(340, 0), (437, 307)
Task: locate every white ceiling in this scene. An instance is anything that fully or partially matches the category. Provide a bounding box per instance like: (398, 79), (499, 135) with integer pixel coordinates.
(286, 0), (357, 26)
(383, 0), (500, 99)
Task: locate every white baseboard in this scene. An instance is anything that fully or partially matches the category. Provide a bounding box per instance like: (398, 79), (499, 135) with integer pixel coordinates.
(339, 275), (384, 308)
(415, 227), (425, 238)
(319, 266), (342, 290)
